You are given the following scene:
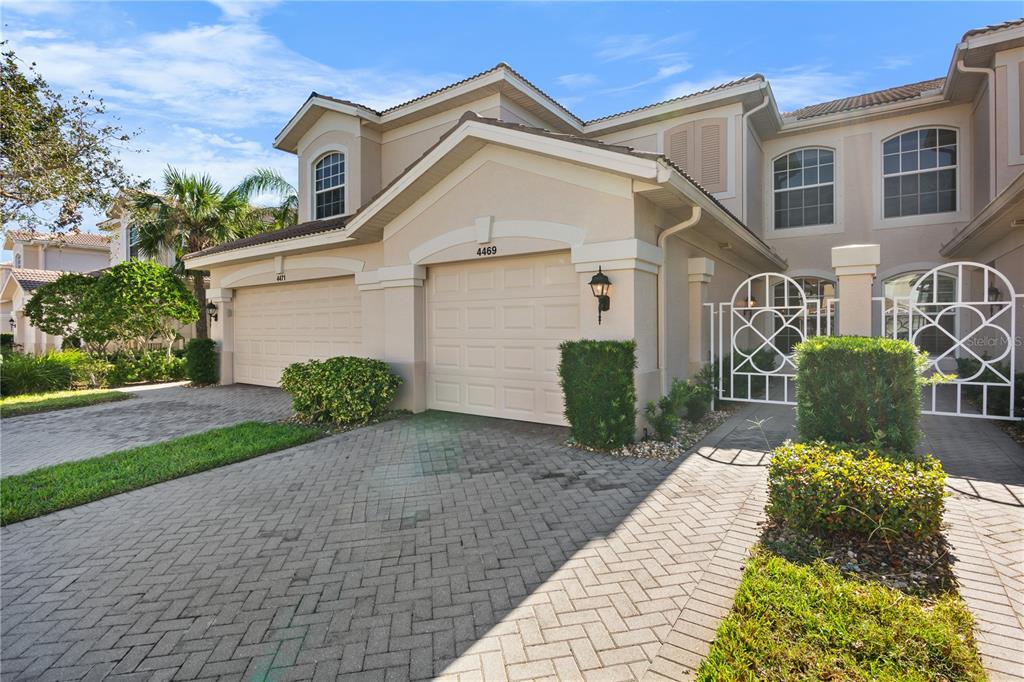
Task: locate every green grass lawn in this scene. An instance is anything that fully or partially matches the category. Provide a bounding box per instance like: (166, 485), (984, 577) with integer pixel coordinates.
(1, 421), (323, 525)
(1, 389), (132, 417)
(696, 551), (985, 682)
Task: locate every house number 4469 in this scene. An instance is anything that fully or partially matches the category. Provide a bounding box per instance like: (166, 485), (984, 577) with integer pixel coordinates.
(476, 245), (497, 257)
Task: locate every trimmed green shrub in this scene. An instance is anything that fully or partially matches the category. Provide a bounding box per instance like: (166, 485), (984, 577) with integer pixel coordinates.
(685, 385), (712, 421)
(0, 333), (13, 351)
(280, 356), (403, 425)
(185, 338), (218, 385)
(106, 351), (186, 386)
(795, 336), (924, 454)
(0, 352), (73, 396)
(767, 442), (946, 541)
(44, 349), (112, 389)
(559, 339), (637, 449)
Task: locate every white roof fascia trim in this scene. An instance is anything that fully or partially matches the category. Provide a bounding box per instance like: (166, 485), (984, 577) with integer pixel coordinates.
(964, 25), (1024, 50)
(779, 93), (947, 132)
(274, 97), (382, 149)
(661, 166), (786, 269)
(185, 232), (357, 269)
(941, 171), (1024, 256)
(500, 71), (583, 130)
(379, 71), (506, 126)
(342, 120), (661, 239)
(582, 80), (764, 134)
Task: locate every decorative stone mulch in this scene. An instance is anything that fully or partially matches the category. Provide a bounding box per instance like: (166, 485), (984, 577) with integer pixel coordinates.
(569, 405), (739, 462)
(762, 521), (957, 599)
(997, 419), (1024, 446)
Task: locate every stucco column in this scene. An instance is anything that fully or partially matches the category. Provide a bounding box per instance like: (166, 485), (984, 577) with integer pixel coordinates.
(572, 239), (662, 433)
(831, 244), (880, 336)
(356, 265), (427, 413)
(687, 257), (715, 374)
(207, 287), (234, 385)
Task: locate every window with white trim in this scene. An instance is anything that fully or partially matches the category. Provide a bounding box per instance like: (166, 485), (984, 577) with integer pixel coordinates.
(314, 152), (345, 219)
(773, 148), (834, 229)
(882, 128), (957, 218)
(127, 225), (141, 260)
(14, 253), (21, 268)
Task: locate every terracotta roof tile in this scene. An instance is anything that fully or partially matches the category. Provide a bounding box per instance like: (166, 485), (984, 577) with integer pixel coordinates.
(784, 77), (945, 120)
(962, 17), (1024, 39)
(584, 74), (765, 125)
(189, 217), (350, 258)
(6, 230), (110, 249)
(10, 268), (67, 291)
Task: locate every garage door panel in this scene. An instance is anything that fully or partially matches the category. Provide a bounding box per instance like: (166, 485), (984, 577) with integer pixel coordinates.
(233, 277), (361, 387)
(426, 252), (579, 425)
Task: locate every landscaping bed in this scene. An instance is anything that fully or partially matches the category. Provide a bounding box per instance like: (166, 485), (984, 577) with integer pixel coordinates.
(612, 404), (736, 461)
(0, 389), (131, 417)
(0, 421), (323, 525)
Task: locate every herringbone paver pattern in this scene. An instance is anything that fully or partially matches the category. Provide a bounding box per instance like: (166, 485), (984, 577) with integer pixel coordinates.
(1, 408), (776, 681)
(921, 416), (1024, 681)
(1, 384), (293, 476)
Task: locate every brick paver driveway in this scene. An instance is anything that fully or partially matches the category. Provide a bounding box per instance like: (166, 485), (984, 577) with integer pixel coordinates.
(0, 407), (788, 681)
(1, 384), (293, 476)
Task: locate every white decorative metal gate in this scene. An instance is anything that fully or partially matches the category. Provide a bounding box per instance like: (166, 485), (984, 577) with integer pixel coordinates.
(707, 272), (833, 405)
(874, 261), (1021, 420)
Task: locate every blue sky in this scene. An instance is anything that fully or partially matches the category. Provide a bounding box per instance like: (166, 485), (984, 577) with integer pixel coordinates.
(2, 0), (1020, 235)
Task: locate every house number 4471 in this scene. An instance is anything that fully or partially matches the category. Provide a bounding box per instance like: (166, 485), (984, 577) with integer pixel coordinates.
(476, 245), (497, 257)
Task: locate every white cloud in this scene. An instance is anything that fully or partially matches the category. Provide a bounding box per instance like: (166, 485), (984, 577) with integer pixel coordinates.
(595, 33), (692, 63)
(661, 65), (863, 112)
(601, 62), (691, 95)
(6, 23), (458, 129)
(556, 73), (600, 89)
(207, 0), (281, 22)
(880, 56), (913, 71)
(1, 0), (74, 17)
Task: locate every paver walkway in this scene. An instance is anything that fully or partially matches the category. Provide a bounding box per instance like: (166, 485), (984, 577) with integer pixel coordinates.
(0, 406), (787, 681)
(920, 416), (1024, 681)
(1, 384), (293, 476)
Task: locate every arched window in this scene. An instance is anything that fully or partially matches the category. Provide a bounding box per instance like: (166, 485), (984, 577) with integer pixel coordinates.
(883, 271), (957, 354)
(773, 148), (834, 229)
(14, 253), (22, 268)
(771, 276), (836, 352)
(882, 128), (957, 218)
(313, 152), (345, 219)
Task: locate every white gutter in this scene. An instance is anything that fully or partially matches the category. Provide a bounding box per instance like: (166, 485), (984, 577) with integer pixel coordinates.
(740, 89), (770, 223)
(957, 59), (996, 199)
(656, 206), (702, 393)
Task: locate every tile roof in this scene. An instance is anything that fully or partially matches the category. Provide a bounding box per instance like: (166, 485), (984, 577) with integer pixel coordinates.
(6, 230), (110, 249)
(783, 77), (945, 121)
(962, 17), (1024, 39)
(191, 111), (766, 260)
(584, 74), (765, 125)
(9, 268), (67, 291)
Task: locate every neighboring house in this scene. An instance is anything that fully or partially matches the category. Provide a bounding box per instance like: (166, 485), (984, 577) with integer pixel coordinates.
(184, 19), (1024, 427)
(0, 231), (111, 354)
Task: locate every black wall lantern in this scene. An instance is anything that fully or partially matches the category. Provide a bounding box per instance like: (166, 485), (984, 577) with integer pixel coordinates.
(205, 301), (219, 322)
(8, 316), (15, 331)
(589, 267), (611, 324)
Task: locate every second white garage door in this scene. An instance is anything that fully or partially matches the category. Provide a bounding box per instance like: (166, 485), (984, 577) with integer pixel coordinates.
(233, 277), (361, 386)
(426, 252), (580, 425)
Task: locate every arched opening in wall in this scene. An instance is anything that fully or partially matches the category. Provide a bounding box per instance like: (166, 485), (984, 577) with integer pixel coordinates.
(883, 271), (957, 355)
(771, 276), (836, 353)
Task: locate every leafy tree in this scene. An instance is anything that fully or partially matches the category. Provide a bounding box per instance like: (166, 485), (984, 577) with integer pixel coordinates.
(0, 45), (136, 230)
(88, 260), (199, 352)
(24, 261), (198, 353)
(129, 168), (262, 339)
(23, 273), (111, 351)
(236, 168), (298, 229)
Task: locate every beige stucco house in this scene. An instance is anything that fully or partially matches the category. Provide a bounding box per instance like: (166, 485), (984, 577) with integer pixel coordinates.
(1, 231), (111, 354)
(184, 18), (1024, 427)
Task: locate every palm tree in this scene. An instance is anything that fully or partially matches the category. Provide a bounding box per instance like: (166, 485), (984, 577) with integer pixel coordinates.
(130, 167), (263, 339)
(236, 168), (298, 229)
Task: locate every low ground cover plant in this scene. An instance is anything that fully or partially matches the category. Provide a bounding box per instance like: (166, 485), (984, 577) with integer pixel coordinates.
(1, 352), (74, 395)
(767, 442), (946, 541)
(559, 339), (637, 449)
(0, 349), (185, 396)
(0, 389), (130, 418)
(795, 336), (925, 453)
(281, 356), (402, 425)
(696, 552), (984, 681)
(0, 421), (322, 525)
(644, 378), (712, 441)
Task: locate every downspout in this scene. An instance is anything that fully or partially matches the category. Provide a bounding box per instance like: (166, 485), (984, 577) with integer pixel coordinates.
(740, 88), (771, 223)
(657, 206), (702, 394)
(957, 59), (996, 200)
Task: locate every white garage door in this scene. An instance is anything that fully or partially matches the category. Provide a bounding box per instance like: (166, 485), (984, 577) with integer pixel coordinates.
(426, 252), (580, 425)
(233, 277), (361, 386)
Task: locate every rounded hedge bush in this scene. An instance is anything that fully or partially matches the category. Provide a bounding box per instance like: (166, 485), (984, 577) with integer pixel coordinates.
(185, 338), (218, 385)
(280, 356), (403, 425)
